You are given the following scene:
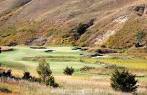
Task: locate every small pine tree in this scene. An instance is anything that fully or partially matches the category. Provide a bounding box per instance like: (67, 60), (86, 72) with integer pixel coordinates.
(64, 66), (74, 75)
(36, 59), (58, 87)
(111, 68), (138, 92)
(37, 59), (52, 82)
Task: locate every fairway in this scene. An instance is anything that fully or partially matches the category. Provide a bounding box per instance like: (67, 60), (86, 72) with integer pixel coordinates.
(0, 46), (147, 76)
(0, 46), (103, 76)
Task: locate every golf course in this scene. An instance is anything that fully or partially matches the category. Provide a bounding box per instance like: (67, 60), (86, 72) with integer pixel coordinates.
(0, 46), (147, 95)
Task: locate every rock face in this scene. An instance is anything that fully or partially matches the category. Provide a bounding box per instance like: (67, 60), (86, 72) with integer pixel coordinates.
(0, 0), (146, 48)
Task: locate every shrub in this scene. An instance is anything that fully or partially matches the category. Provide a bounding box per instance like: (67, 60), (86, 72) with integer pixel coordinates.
(45, 75), (59, 88)
(6, 69), (12, 77)
(0, 70), (12, 78)
(72, 19), (95, 37)
(111, 68), (138, 92)
(80, 66), (95, 71)
(76, 23), (89, 35)
(135, 43), (142, 48)
(22, 72), (32, 80)
(0, 87), (12, 93)
(30, 77), (42, 83)
(64, 66), (74, 75)
(136, 31), (144, 47)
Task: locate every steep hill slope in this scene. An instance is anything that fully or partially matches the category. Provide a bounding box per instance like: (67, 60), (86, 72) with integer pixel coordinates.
(0, 0), (147, 48)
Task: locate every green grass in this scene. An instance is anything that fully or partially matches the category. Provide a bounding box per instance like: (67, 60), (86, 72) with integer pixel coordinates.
(0, 46), (102, 76)
(98, 56), (147, 70)
(0, 46), (147, 76)
(80, 54), (147, 70)
(1, 46), (147, 75)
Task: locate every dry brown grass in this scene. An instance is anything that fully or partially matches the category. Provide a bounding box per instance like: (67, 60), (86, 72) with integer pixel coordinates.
(3, 76), (147, 95)
(0, 74), (147, 95)
(0, 0), (147, 46)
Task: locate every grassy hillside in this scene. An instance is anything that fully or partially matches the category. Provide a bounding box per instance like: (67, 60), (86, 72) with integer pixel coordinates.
(106, 17), (142, 49)
(0, 0), (147, 48)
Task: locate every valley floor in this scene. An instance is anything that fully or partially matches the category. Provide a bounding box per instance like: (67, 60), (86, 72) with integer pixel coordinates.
(0, 46), (147, 95)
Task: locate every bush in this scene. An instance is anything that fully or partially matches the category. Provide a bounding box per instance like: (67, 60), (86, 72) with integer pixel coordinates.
(72, 19), (95, 37)
(64, 66), (74, 75)
(45, 75), (59, 88)
(30, 77), (42, 83)
(111, 68), (138, 92)
(1, 69), (12, 78)
(135, 43), (142, 48)
(0, 87), (12, 93)
(136, 31), (144, 47)
(6, 69), (12, 77)
(22, 72), (32, 80)
(76, 23), (89, 35)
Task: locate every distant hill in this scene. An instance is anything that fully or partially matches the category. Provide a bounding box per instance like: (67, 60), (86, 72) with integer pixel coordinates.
(0, 0), (147, 49)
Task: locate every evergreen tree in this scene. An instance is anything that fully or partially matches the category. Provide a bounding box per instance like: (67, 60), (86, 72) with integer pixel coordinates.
(111, 68), (138, 92)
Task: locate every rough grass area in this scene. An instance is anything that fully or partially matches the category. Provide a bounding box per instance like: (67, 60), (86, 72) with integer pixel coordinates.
(98, 56), (147, 70)
(81, 55), (147, 70)
(0, 80), (52, 95)
(0, 75), (147, 95)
